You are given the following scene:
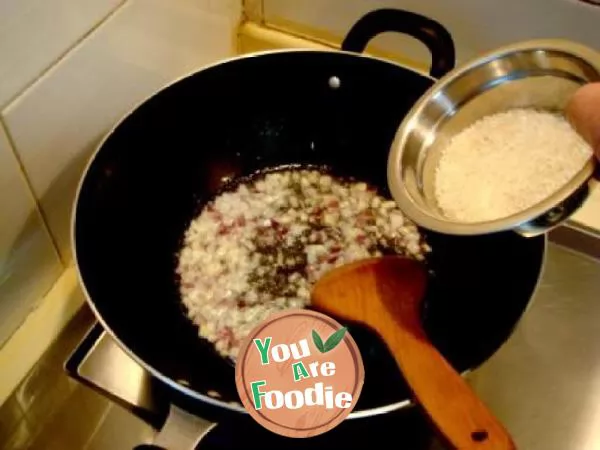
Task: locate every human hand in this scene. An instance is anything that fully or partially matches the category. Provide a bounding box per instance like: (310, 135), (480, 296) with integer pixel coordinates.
(566, 82), (600, 161)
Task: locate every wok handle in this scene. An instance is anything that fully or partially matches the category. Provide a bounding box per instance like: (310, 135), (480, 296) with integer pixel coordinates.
(133, 405), (217, 450)
(341, 8), (456, 78)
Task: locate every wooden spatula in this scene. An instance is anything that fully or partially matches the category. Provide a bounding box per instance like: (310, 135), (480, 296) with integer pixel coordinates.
(311, 256), (516, 450)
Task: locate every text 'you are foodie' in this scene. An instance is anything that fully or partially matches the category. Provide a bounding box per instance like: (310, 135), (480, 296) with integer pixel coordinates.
(235, 309), (365, 438)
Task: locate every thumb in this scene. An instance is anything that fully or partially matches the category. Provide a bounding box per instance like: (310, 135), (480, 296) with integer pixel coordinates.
(566, 82), (600, 160)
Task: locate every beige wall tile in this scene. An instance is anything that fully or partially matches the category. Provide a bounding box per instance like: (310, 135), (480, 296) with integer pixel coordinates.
(0, 125), (63, 348)
(243, 0), (265, 23)
(204, 0), (243, 22)
(0, 0), (124, 109)
(262, 0), (600, 67)
(237, 22), (332, 54)
(3, 0), (237, 263)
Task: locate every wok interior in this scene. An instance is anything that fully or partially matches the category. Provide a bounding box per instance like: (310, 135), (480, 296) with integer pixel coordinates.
(74, 51), (544, 412)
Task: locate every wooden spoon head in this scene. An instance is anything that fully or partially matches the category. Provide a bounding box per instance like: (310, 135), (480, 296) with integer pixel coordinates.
(311, 256), (516, 450)
(311, 255), (428, 332)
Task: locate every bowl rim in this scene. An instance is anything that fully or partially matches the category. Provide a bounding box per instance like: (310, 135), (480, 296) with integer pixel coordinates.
(387, 38), (600, 235)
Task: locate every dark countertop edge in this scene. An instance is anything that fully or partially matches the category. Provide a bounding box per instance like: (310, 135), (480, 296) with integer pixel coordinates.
(549, 221), (600, 260)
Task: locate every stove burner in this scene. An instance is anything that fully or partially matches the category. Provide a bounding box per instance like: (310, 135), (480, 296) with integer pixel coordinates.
(65, 323), (442, 449)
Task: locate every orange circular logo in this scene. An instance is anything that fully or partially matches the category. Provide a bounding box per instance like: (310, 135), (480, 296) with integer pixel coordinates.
(235, 309), (365, 438)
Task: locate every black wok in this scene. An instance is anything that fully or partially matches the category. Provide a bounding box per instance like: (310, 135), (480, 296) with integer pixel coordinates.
(72, 8), (545, 449)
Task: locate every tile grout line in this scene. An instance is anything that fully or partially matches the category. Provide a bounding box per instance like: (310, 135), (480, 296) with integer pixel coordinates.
(241, 0), (264, 24)
(0, 0), (130, 114)
(260, 0), (265, 23)
(0, 118), (65, 267)
(0, 123), (66, 279)
(232, 6), (246, 55)
(0, 0), (131, 268)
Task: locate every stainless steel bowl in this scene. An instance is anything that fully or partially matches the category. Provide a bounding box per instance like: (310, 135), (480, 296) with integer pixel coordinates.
(387, 39), (600, 237)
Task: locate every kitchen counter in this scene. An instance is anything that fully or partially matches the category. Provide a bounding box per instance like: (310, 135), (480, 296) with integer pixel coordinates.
(467, 224), (600, 450)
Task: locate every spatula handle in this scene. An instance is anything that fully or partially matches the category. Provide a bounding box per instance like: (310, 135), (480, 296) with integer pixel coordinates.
(381, 321), (516, 450)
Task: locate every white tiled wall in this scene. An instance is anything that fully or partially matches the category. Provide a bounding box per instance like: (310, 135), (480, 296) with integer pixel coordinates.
(0, 0), (125, 109)
(0, 126), (63, 348)
(0, 0), (239, 347)
(4, 0), (239, 262)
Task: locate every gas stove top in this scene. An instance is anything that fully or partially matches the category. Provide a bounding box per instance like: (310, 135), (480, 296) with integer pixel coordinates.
(66, 322), (444, 449)
(65, 222), (600, 450)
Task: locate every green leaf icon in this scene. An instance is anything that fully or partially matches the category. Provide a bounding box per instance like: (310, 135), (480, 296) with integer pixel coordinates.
(323, 327), (348, 353)
(312, 327), (348, 353)
(312, 330), (325, 352)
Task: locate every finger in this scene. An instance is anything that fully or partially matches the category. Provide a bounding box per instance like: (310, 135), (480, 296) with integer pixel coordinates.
(566, 82), (600, 160)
